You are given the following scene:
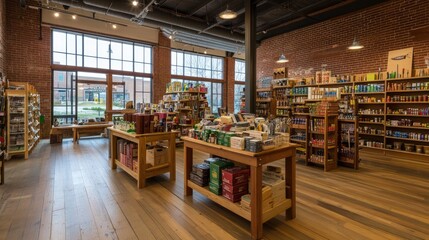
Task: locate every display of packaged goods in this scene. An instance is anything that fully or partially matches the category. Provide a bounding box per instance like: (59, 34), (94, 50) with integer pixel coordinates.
(222, 188), (247, 203)
(210, 159), (234, 185)
(221, 166), (250, 185)
(146, 146), (167, 166)
(190, 172), (209, 187)
(248, 139), (263, 152)
(204, 157), (220, 164)
(192, 163), (210, 178)
(230, 136), (245, 150)
(244, 130), (268, 141)
(222, 182), (248, 195)
(209, 181), (222, 195)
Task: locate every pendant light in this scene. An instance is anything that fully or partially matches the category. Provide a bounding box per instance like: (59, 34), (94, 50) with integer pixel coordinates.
(348, 37), (364, 50)
(219, 2), (237, 20)
(276, 53), (289, 63)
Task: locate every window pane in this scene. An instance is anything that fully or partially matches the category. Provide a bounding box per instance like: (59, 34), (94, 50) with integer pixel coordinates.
(177, 66), (183, 75)
(123, 61), (133, 72)
(67, 54), (76, 66)
(171, 66), (177, 75)
(53, 52), (66, 65)
(134, 62), (144, 73)
(144, 64), (151, 74)
(171, 51), (176, 65)
(177, 52), (183, 66)
(98, 58), (109, 69)
(84, 56), (97, 68)
(111, 60), (122, 70)
(97, 39), (110, 58)
(143, 93), (151, 103)
(66, 34), (76, 54)
(110, 41), (122, 60)
(77, 55), (83, 67)
(53, 31), (66, 52)
(84, 36), (97, 57)
(123, 43), (133, 61)
(76, 35), (83, 54)
(144, 47), (151, 64)
(134, 45), (144, 62)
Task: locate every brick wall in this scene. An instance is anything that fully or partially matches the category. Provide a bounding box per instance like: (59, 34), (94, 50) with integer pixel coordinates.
(225, 57), (235, 112)
(153, 32), (171, 102)
(0, 0), (6, 74)
(257, 0), (429, 79)
(6, 0), (52, 138)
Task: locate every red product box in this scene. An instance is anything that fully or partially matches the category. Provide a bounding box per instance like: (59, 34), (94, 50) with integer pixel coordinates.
(221, 166), (250, 185)
(222, 182), (248, 195)
(222, 188), (247, 203)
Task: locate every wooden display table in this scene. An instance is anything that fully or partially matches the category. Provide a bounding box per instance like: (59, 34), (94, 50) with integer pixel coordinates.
(109, 127), (176, 188)
(182, 137), (298, 240)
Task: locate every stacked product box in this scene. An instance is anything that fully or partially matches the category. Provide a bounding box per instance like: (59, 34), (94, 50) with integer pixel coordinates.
(190, 163), (210, 186)
(221, 166), (250, 202)
(209, 159), (234, 195)
(240, 186), (273, 212)
(117, 139), (137, 170)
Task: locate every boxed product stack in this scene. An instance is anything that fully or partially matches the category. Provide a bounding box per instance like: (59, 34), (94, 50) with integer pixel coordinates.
(221, 166), (250, 202)
(240, 186), (273, 212)
(117, 139), (137, 170)
(190, 163), (210, 186)
(262, 166), (286, 206)
(146, 146), (167, 166)
(209, 159), (234, 195)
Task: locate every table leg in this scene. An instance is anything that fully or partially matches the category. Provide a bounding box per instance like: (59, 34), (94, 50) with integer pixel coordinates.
(138, 138), (147, 188)
(72, 128), (77, 143)
(169, 134), (176, 181)
(250, 165), (263, 240)
(285, 152), (296, 219)
(184, 144), (193, 196)
(110, 134), (117, 169)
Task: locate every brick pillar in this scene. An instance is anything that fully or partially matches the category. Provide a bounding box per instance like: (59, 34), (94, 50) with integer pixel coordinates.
(153, 31), (171, 103)
(0, 0), (6, 74)
(6, 0), (51, 138)
(225, 57), (235, 112)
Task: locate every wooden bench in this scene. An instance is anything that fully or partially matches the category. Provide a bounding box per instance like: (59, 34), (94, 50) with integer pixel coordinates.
(72, 123), (113, 144)
(52, 123), (113, 144)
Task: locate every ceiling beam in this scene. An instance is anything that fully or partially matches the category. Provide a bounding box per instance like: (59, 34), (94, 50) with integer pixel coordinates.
(187, 0), (214, 16)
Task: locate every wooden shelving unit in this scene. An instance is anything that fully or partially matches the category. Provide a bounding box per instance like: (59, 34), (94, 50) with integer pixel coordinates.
(308, 113), (338, 171)
(182, 137), (298, 240)
(109, 127), (176, 188)
(6, 82), (40, 159)
(289, 115), (309, 163)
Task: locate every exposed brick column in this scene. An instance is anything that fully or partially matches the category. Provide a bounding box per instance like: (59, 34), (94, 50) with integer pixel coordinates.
(225, 56), (235, 112)
(0, 0), (6, 74)
(152, 31), (171, 103)
(6, 0), (51, 138)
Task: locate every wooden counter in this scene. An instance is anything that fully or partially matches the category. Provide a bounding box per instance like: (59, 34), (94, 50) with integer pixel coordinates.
(182, 137), (298, 240)
(109, 127), (176, 188)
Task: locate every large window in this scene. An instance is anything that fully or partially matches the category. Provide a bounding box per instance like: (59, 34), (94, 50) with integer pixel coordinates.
(234, 59), (245, 113)
(52, 29), (152, 73)
(52, 29), (153, 123)
(171, 50), (223, 80)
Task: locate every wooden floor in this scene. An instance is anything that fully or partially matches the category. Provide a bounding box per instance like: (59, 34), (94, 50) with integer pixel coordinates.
(0, 138), (428, 240)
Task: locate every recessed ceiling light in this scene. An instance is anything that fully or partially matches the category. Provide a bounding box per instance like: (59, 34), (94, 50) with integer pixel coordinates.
(72, 15), (77, 20)
(132, 1), (138, 6)
(54, 12), (60, 17)
(112, 24), (117, 29)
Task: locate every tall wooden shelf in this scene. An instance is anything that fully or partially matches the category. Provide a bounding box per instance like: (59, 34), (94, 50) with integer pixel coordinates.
(6, 82), (40, 159)
(272, 76), (429, 160)
(163, 89), (208, 136)
(308, 113), (338, 172)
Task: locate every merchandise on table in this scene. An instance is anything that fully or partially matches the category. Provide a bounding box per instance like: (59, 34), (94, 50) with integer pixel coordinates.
(209, 159), (234, 186)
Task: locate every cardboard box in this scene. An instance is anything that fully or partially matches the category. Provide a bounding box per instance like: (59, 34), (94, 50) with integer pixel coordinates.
(210, 159), (234, 185)
(146, 147), (167, 166)
(222, 188), (247, 203)
(49, 133), (63, 144)
(209, 182), (222, 195)
(222, 182), (248, 195)
(221, 166), (250, 185)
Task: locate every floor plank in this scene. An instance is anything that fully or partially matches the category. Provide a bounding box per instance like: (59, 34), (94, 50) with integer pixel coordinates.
(0, 138), (427, 240)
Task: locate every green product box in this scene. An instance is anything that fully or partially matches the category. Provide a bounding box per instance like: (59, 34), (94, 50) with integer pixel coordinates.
(224, 132), (236, 147)
(210, 159), (234, 185)
(209, 182), (222, 195)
